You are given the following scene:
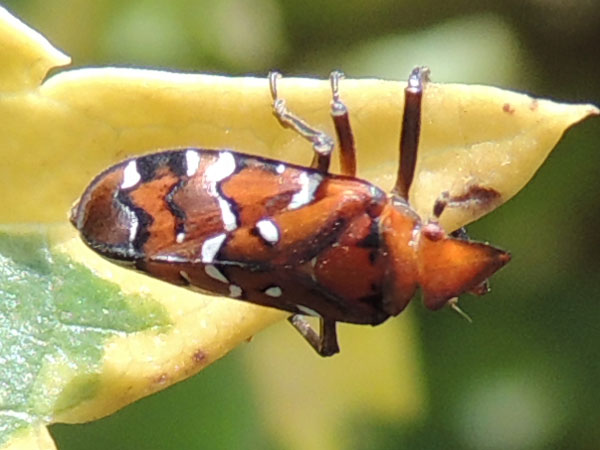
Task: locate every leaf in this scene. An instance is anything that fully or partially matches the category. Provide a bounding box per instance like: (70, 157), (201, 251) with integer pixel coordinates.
(0, 226), (170, 443)
(0, 5), (597, 450)
(405, 84), (599, 230)
(0, 7), (69, 92)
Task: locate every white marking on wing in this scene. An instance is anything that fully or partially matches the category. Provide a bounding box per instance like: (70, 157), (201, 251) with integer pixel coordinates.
(201, 233), (227, 263)
(205, 151), (236, 183)
(185, 149), (201, 176)
(296, 305), (322, 318)
(229, 284), (243, 298)
(180, 270), (191, 283)
(256, 219), (280, 245)
(122, 206), (139, 244)
(289, 172), (322, 210)
(121, 160), (141, 189)
(265, 286), (282, 298)
(205, 264), (229, 283)
(218, 198), (238, 232)
(206, 152), (238, 231)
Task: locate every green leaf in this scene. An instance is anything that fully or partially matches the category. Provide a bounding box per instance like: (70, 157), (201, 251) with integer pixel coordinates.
(0, 226), (169, 447)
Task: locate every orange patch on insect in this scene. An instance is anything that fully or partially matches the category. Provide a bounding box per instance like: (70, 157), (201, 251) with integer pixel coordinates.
(127, 167), (180, 252)
(314, 246), (384, 301)
(170, 155), (226, 240)
(379, 202), (420, 315)
(314, 213), (384, 301)
(418, 237), (510, 310)
(220, 166), (297, 224)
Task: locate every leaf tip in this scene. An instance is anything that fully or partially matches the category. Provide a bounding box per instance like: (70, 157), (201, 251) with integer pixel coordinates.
(587, 104), (600, 117)
(0, 5), (71, 92)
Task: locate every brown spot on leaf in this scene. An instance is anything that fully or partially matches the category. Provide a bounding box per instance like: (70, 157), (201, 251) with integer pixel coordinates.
(192, 349), (207, 364)
(503, 103), (515, 114)
(529, 99), (539, 111)
(154, 373), (169, 385)
(448, 185), (501, 211)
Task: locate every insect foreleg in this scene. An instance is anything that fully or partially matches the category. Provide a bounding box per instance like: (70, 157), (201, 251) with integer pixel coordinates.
(393, 66), (430, 200)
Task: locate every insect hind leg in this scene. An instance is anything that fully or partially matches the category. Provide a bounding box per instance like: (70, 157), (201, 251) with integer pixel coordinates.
(288, 315), (340, 357)
(269, 72), (334, 173)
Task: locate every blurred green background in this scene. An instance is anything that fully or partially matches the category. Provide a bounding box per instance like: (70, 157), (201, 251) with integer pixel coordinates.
(3, 0), (599, 449)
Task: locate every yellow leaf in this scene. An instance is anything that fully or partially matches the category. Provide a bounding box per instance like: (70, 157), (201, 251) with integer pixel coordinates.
(0, 7), (69, 92)
(244, 316), (426, 450)
(4, 425), (56, 450)
(1, 62), (596, 229)
(0, 5), (597, 450)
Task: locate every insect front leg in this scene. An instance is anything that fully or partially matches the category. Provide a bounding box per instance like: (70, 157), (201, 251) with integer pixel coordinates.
(269, 71), (335, 173)
(393, 66), (430, 200)
(288, 315), (340, 357)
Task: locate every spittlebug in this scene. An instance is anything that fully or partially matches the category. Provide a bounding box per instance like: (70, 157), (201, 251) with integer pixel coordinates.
(71, 68), (510, 356)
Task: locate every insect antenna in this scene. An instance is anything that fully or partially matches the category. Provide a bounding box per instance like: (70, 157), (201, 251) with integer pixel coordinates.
(393, 66), (430, 200)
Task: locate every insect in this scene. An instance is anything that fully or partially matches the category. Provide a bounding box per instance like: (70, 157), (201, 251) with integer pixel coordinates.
(71, 68), (510, 356)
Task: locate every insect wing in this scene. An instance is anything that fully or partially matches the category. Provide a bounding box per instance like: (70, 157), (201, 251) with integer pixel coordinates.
(145, 159), (390, 324)
(72, 148), (391, 324)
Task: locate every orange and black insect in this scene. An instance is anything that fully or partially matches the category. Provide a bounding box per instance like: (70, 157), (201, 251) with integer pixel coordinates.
(71, 68), (510, 356)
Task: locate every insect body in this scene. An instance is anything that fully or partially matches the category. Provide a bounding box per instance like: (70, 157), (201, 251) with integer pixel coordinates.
(71, 68), (510, 356)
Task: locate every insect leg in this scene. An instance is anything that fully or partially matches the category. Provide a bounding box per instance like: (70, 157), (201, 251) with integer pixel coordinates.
(288, 315), (340, 357)
(393, 66), (430, 200)
(450, 227), (469, 239)
(269, 71), (335, 173)
(329, 71), (357, 176)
